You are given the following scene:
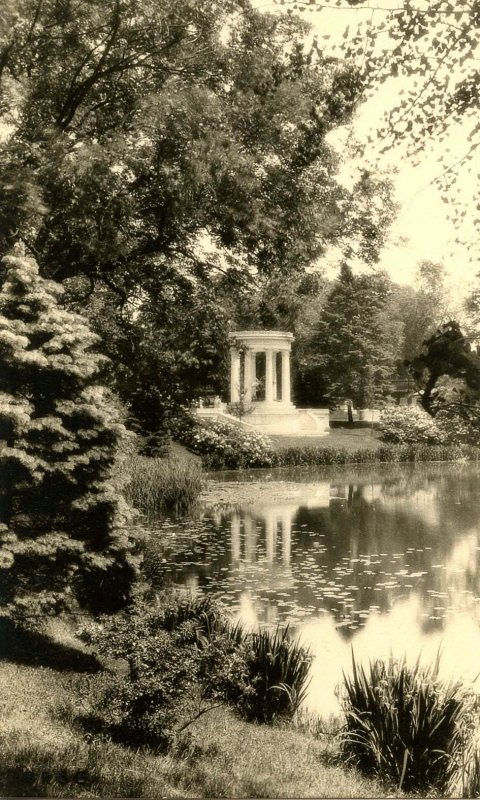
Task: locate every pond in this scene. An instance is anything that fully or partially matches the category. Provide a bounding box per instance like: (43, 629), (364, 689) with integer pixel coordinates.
(145, 462), (480, 715)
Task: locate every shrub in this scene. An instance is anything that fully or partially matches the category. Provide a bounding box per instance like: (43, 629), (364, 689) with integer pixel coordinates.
(81, 595), (312, 749)
(379, 405), (447, 445)
(123, 456), (204, 517)
(0, 244), (137, 618)
(79, 595), (226, 750)
(171, 410), (478, 470)
(340, 653), (474, 793)
(86, 631), (198, 750)
(175, 415), (275, 469)
(436, 407), (480, 447)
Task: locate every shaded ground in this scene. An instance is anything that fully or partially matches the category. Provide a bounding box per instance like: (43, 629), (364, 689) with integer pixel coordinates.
(0, 652), (395, 799)
(0, 618), (101, 672)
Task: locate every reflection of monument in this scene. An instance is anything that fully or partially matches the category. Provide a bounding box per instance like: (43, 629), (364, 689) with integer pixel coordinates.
(230, 509), (293, 568)
(228, 330), (329, 434)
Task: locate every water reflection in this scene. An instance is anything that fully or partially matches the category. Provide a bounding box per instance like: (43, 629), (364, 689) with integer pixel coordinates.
(145, 463), (480, 713)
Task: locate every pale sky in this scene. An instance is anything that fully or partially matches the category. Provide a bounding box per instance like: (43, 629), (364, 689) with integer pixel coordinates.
(253, 0), (479, 302)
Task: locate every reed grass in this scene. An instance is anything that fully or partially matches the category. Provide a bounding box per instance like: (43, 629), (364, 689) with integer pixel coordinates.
(123, 456), (204, 516)
(340, 651), (474, 794)
(215, 624), (313, 724)
(275, 442), (478, 468)
(448, 728), (480, 798)
(155, 603), (313, 724)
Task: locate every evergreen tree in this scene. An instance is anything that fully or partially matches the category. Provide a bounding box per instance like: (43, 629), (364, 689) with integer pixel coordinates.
(297, 263), (401, 408)
(0, 244), (137, 619)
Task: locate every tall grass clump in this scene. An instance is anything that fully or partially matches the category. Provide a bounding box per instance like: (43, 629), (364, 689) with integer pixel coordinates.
(244, 626), (312, 723)
(449, 737), (480, 798)
(123, 456), (204, 516)
(340, 652), (474, 794)
(202, 624), (312, 724)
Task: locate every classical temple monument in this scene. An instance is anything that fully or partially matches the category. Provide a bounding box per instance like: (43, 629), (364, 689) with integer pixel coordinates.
(197, 330), (329, 435)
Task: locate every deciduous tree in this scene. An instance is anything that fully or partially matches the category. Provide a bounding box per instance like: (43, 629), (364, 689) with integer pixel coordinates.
(408, 320), (480, 417)
(281, 1), (480, 251)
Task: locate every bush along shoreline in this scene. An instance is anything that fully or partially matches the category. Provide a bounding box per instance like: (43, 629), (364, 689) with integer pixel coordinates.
(172, 414), (480, 471)
(73, 593), (480, 797)
(78, 595), (312, 750)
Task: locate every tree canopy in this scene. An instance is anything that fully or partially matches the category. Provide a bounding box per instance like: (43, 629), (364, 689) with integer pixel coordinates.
(295, 263), (402, 408)
(280, 1), (480, 250)
(0, 0), (395, 291)
(409, 320), (480, 417)
(0, 0), (399, 428)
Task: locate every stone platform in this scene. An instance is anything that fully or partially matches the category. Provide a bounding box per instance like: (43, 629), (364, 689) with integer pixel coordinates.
(195, 406), (329, 436)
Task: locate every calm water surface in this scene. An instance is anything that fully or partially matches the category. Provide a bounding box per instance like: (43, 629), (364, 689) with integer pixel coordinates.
(146, 462), (480, 714)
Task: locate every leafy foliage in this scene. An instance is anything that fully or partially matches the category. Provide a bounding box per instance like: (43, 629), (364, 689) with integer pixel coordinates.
(93, 280), (231, 432)
(436, 400), (480, 447)
(80, 595), (312, 749)
(391, 261), (455, 371)
(79, 597), (215, 750)
(340, 652), (474, 793)
(0, 244), (137, 617)
(0, 0), (399, 432)
(174, 415), (275, 469)
(408, 321), (480, 416)
(379, 405), (447, 446)
(281, 1), (480, 253)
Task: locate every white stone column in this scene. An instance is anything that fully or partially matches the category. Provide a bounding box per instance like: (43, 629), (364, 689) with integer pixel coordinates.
(281, 350), (291, 405)
(243, 349), (252, 403)
(272, 351), (278, 401)
(265, 349), (274, 403)
(230, 349), (241, 403)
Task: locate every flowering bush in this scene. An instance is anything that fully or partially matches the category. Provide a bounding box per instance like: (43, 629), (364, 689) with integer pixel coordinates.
(379, 405), (447, 445)
(176, 416), (275, 469)
(435, 408), (480, 447)
(170, 412), (477, 470)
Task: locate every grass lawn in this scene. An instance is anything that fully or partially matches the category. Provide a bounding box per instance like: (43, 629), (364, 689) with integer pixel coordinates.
(272, 427), (382, 452)
(0, 635), (395, 799)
